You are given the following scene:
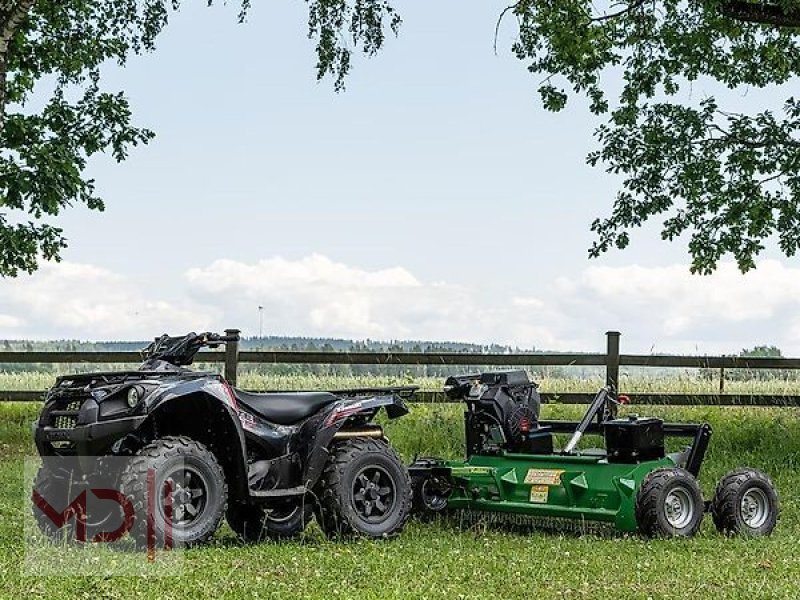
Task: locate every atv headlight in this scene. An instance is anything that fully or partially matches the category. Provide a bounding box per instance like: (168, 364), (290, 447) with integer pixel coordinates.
(98, 383), (152, 419)
(127, 386), (141, 408)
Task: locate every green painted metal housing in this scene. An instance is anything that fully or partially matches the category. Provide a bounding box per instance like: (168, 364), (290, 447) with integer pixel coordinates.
(442, 452), (677, 531)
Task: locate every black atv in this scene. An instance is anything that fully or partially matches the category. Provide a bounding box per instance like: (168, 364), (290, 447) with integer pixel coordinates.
(32, 331), (415, 546)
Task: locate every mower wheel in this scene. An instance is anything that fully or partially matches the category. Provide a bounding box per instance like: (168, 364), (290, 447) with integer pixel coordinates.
(711, 468), (778, 537)
(636, 467), (704, 537)
(316, 437), (412, 539)
(411, 474), (449, 519)
(226, 500), (313, 542)
(120, 436), (227, 548)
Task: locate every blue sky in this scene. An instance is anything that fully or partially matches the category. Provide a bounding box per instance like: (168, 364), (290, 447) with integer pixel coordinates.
(1, 1), (798, 354)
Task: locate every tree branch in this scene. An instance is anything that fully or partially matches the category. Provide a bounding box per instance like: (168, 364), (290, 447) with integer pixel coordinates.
(0, 0), (36, 132)
(0, 0), (34, 54)
(721, 1), (800, 28)
(589, 0), (648, 23)
(494, 3), (520, 55)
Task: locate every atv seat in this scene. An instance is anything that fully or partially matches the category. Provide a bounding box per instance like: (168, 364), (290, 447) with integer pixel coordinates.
(233, 390), (338, 425)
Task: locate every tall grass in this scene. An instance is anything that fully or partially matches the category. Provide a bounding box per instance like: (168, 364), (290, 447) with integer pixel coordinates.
(5, 370), (800, 395)
(1, 399), (799, 598)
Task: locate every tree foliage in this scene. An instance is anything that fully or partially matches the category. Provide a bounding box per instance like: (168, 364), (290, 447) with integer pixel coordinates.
(308, 0), (401, 91)
(503, 0), (800, 273)
(316, 0), (800, 274)
(1, 1), (799, 276)
(0, 1), (169, 276)
(741, 344), (783, 358)
(0, 0), (400, 276)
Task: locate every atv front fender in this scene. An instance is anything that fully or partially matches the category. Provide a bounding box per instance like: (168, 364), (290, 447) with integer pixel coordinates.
(144, 385), (250, 502)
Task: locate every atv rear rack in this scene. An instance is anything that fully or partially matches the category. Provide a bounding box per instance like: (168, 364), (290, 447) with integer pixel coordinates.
(330, 386), (419, 399)
(247, 386), (419, 400)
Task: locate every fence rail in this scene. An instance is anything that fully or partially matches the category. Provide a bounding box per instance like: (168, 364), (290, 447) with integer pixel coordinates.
(2, 331), (800, 406)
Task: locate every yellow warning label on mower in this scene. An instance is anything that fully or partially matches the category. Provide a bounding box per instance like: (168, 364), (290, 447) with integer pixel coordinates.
(524, 469), (564, 486)
(529, 485), (549, 503)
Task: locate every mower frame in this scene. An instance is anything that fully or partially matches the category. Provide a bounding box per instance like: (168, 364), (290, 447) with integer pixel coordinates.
(409, 377), (774, 536)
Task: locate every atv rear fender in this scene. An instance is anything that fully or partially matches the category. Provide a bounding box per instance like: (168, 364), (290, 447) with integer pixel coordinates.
(302, 393), (409, 488)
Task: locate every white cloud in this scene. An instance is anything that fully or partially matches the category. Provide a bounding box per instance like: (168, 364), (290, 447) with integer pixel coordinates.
(554, 260), (800, 354)
(187, 255), (800, 353)
(574, 261), (799, 324)
(512, 296), (547, 310)
(0, 262), (218, 340)
(0, 314), (22, 329)
(186, 255), (421, 338)
(186, 255), (420, 294)
(185, 254), (560, 346)
(1, 255), (799, 355)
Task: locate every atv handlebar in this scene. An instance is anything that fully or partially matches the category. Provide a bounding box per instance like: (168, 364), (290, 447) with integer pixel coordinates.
(202, 332), (240, 345)
(141, 330), (240, 366)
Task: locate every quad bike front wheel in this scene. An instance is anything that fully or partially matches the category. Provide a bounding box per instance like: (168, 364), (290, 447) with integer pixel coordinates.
(120, 436), (227, 548)
(316, 437), (411, 538)
(711, 468), (779, 537)
(31, 465), (122, 544)
(636, 467), (704, 537)
(226, 500), (313, 542)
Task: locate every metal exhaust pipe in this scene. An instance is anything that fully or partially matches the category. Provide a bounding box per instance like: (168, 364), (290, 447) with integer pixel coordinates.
(333, 427), (384, 440)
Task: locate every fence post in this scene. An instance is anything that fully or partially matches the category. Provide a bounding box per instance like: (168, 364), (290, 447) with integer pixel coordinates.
(224, 328), (241, 386)
(719, 367), (725, 393)
(606, 331), (621, 392)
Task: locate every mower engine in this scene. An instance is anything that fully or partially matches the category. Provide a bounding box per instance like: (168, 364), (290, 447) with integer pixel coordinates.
(445, 371), (551, 455)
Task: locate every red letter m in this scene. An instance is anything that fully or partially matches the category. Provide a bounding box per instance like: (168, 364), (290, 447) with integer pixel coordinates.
(32, 489), (88, 542)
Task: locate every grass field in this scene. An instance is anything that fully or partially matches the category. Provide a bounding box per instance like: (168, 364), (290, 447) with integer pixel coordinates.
(0, 383), (799, 599)
(5, 370), (800, 396)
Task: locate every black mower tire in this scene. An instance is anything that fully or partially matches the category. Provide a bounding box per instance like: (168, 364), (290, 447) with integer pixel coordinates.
(636, 467), (704, 538)
(226, 500), (313, 542)
(711, 468), (779, 537)
(316, 437), (411, 539)
(120, 436), (227, 548)
(411, 474), (449, 520)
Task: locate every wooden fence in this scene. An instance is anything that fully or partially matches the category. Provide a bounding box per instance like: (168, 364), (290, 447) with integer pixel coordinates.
(2, 330), (800, 406)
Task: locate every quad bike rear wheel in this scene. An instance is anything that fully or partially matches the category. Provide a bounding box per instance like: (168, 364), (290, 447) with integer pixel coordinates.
(711, 468), (779, 537)
(636, 467), (704, 537)
(316, 437), (411, 538)
(226, 500), (313, 542)
(120, 436), (227, 548)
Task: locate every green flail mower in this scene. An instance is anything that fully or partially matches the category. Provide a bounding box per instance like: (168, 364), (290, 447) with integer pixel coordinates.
(410, 371), (779, 537)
